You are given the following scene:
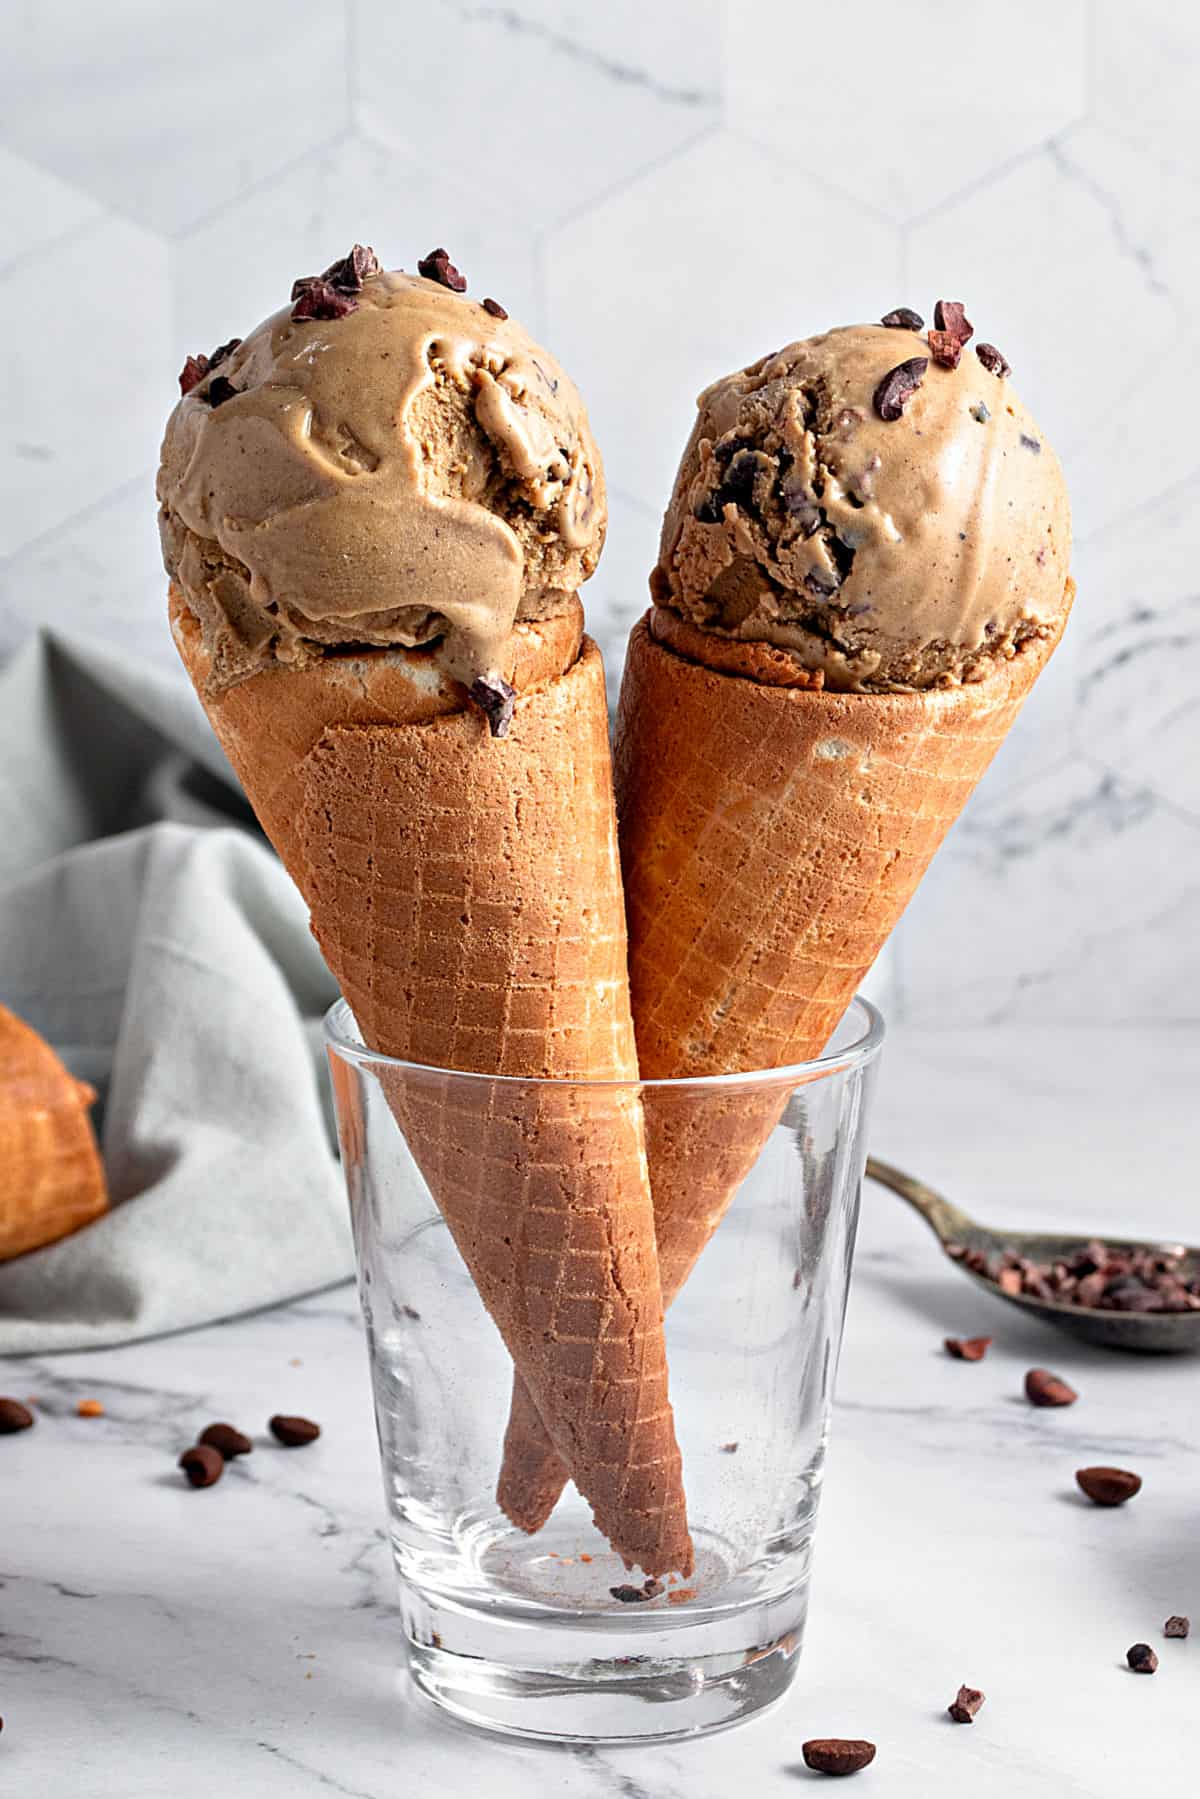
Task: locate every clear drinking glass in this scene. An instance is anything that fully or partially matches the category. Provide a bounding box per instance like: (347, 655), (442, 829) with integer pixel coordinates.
(325, 996), (883, 1744)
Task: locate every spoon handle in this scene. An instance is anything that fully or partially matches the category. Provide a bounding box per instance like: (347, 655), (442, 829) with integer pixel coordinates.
(865, 1156), (978, 1248)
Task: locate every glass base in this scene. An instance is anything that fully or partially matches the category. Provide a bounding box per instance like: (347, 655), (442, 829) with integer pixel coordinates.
(396, 1513), (810, 1743)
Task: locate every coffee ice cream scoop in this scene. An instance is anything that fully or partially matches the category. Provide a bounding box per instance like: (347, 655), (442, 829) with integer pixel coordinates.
(158, 248), (605, 696)
(654, 312), (1071, 691)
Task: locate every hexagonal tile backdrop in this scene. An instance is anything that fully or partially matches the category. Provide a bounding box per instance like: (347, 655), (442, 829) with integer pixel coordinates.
(1, 0), (1197, 1025)
(727, 0), (1088, 221)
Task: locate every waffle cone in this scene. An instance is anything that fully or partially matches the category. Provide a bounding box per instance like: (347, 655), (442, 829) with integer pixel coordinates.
(0, 1003), (107, 1261)
(170, 587), (692, 1578)
(498, 591), (1073, 1524)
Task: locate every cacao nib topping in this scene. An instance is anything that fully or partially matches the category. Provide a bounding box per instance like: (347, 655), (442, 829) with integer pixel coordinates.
(290, 245), (379, 317)
(291, 278), (357, 322)
(881, 306), (924, 330)
(933, 299), (973, 344)
(944, 1335), (991, 1361)
(928, 328), (966, 370)
(208, 336), (242, 370)
(1127, 1643), (1158, 1674)
(873, 356), (929, 421)
(976, 341), (1011, 378)
(1020, 433), (1042, 454)
(482, 296), (508, 319)
(206, 375), (239, 408)
(468, 675), (517, 738)
(1165, 1615), (1190, 1638)
(179, 354), (209, 395)
(418, 247), (467, 292)
(321, 243), (380, 293)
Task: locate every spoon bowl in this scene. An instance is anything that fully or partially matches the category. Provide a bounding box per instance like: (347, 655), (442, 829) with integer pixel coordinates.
(866, 1157), (1200, 1354)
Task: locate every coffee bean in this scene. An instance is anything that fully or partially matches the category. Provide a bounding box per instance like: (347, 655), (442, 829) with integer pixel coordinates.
(1076, 1466), (1141, 1506)
(944, 1336), (992, 1361)
(1164, 1615), (1190, 1639)
(0, 1398), (35, 1433)
(199, 1422), (253, 1460)
(417, 247), (467, 292)
(179, 1444), (224, 1488)
(1127, 1643), (1158, 1674)
(802, 1739), (876, 1775)
(467, 675), (516, 739)
(948, 1684), (985, 1723)
(269, 1414), (321, 1448)
(1025, 1368), (1078, 1407)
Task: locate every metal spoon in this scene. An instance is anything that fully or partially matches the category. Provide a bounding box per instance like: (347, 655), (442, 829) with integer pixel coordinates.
(866, 1156), (1200, 1354)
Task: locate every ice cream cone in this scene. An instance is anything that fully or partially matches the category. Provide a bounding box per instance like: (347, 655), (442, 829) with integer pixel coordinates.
(0, 1003), (107, 1261)
(171, 588), (692, 1578)
(496, 592), (1072, 1525)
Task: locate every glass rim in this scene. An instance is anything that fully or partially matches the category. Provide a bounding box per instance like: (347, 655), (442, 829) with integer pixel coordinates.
(322, 993), (885, 1093)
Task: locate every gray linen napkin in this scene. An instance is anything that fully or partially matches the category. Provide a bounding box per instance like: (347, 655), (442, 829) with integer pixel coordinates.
(0, 629), (351, 1352)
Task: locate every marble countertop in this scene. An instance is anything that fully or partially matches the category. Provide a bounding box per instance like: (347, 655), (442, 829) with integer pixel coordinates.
(2, 1023), (1196, 1797)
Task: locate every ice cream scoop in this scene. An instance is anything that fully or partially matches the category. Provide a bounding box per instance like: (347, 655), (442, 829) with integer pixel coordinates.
(654, 313), (1071, 690)
(158, 249), (605, 701)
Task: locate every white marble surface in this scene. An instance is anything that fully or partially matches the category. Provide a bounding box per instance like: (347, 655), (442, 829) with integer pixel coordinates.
(3, 1023), (1196, 1796)
(1, 1), (1198, 1029)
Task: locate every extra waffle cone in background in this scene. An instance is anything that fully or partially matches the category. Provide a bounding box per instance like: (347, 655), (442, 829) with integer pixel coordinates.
(171, 590), (693, 1579)
(0, 1003), (108, 1261)
(496, 594), (1072, 1526)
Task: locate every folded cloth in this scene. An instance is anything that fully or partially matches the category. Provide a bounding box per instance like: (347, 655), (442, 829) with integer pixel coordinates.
(0, 630), (349, 1353)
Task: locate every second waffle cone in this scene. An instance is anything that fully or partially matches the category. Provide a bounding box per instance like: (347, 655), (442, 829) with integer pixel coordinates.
(497, 594), (1072, 1527)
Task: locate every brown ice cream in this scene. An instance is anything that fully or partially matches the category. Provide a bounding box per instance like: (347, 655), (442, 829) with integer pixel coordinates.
(158, 254), (605, 697)
(654, 318), (1071, 690)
